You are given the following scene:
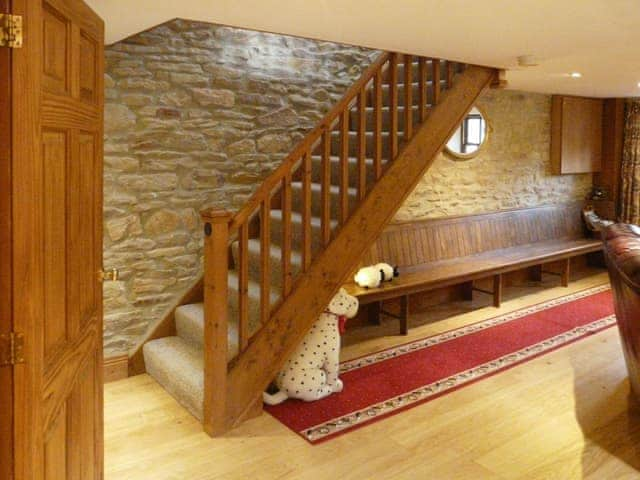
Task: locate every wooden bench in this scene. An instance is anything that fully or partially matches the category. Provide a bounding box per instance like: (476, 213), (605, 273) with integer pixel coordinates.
(343, 203), (603, 334)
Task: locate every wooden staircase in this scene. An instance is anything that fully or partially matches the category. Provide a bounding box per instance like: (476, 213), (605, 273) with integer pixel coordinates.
(140, 52), (497, 435)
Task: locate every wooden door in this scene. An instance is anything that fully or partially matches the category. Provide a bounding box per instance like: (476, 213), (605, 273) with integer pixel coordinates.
(10, 0), (105, 478)
(0, 1), (14, 479)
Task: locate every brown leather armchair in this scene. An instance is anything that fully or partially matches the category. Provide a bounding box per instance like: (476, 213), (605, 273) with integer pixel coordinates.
(603, 223), (640, 399)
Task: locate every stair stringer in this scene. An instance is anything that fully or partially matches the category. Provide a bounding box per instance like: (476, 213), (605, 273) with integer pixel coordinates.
(223, 65), (497, 429)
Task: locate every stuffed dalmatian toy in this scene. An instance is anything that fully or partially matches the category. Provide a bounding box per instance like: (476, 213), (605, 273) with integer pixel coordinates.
(263, 288), (359, 405)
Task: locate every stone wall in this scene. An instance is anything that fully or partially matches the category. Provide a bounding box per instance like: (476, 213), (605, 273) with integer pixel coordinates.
(103, 19), (378, 356)
(395, 89), (593, 222)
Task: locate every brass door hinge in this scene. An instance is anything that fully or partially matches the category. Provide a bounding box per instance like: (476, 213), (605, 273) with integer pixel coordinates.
(0, 14), (23, 48)
(0, 332), (25, 366)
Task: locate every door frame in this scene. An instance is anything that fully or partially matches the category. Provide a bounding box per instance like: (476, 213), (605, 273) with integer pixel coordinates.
(0, 0), (14, 478)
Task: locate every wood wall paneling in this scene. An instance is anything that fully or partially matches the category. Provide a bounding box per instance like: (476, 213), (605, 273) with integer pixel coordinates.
(360, 203), (587, 268)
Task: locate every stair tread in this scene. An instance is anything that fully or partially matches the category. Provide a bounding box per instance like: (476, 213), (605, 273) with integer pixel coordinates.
(143, 336), (204, 420)
(175, 303), (240, 357)
(310, 154), (387, 164)
(291, 181), (357, 196)
(242, 238), (303, 265)
(270, 208), (338, 228)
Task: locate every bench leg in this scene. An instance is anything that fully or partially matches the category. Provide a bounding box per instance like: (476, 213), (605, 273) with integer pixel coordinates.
(368, 302), (382, 325)
(561, 258), (570, 287)
(493, 274), (502, 308)
(399, 295), (409, 335)
(529, 265), (543, 282)
(462, 281), (473, 301)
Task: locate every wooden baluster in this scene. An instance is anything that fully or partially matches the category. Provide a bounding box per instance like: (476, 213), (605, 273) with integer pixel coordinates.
(446, 61), (454, 89)
(404, 54), (413, 142)
(201, 209), (232, 436)
(238, 222), (249, 351)
(389, 53), (399, 160)
(260, 198), (270, 325)
(339, 109), (349, 224)
(357, 88), (367, 200)
(373, 70), (383, 179)
(301, 149), (312, 271)
(281, 173), (292, 296)
(432, 59), (441, 105)
(321, 128), (331, 246)
(418, 57), (427, 122)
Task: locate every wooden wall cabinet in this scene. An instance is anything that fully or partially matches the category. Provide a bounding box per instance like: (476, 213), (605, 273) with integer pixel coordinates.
(551, 95), (603, 174)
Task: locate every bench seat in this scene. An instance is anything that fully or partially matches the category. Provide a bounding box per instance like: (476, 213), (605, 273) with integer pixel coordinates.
(344, 203), (603, 335)
(345, 237), (602, 303)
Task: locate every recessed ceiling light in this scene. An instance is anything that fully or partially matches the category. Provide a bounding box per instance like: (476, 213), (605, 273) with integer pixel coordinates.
(637, 82), (640, 88)
(570, 72), (582, 78)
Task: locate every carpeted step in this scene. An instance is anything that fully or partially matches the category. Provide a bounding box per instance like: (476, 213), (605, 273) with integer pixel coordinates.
(310, 154), (385, 187)
(270, 209), (338, 254)
(327, 130), (399, 159)
(176, 273), (281, 352)
(394, 59), (449, 83)
(175, 303), (239, 356)
(143, 336), (204, 421)
(392, 59), (449, 83)
(230, 238), (303, 288)
(366, 81), (446, 109)
(290, 181), (357, 219)
(349, 105), (424, 132)
(227, 270), (282, 334)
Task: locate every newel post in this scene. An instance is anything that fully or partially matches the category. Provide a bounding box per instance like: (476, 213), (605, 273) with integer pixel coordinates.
(201, 208), (232, 436)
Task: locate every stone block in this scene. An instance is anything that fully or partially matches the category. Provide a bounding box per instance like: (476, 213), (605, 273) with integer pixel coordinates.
(226, 139), (256, 156)
(104, 104), (136, 133)
(117, 78), (170, 91)
(144, 209), (181, 235)
(106, 214), (143, 242)
(257, 107), (299, 126)
(169, 72), (209, 86)
(119, 173), (178, 192)
(193, 88), (235, 107)
(257, 134), (292, 153)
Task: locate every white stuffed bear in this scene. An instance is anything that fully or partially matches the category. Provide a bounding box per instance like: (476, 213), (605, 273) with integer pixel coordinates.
(354, 262), (399, 288)
(263, 288), (359, 405)
(377, 262), (400, 283)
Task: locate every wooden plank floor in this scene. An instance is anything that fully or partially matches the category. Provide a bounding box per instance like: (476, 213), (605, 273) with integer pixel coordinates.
(105, 270), (640, 479)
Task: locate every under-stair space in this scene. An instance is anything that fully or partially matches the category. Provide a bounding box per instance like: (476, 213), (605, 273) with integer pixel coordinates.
(141, 52), (496, 433)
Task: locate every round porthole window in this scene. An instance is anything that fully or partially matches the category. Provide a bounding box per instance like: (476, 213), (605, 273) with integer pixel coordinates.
(445, 106), (489, 160)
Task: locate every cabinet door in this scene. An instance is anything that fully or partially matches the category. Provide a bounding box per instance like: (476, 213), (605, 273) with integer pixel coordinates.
(551, 96), (603, 174)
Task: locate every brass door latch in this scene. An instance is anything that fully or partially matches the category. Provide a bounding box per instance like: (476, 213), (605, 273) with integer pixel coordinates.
(99, 268), (120, 282)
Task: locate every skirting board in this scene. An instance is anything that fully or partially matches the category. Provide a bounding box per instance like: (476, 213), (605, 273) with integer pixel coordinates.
(104, 355), (129, 383)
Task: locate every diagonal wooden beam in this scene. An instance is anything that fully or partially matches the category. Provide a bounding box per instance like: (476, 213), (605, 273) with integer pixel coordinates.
(223, 65), (497, 429)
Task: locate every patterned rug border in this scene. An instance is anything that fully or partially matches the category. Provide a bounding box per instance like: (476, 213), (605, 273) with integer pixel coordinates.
(340, 284), (610, 374)
(300, 285), (614, 443)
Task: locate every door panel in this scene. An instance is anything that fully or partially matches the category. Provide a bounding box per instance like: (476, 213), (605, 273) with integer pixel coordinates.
(43, 129), (68, 359)
(12, 0), (104, 478)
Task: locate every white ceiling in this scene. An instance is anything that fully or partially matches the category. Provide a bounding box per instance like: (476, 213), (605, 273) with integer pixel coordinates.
(86, 0), (640, 98)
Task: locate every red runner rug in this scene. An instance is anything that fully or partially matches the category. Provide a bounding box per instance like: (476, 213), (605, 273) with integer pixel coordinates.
(265, 285), (616, 444)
